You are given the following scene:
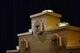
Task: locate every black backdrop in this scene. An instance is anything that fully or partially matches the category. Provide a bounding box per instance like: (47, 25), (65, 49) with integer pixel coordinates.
(0, 0), (80, 50)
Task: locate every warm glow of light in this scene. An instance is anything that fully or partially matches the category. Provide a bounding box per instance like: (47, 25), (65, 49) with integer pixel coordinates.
(58, 22), (69, 27)
(42, 10), (54, 13)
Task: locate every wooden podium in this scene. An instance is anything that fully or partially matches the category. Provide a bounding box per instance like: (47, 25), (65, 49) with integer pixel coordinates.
(17, 11), (80, 53)
(6, 10), (80, 53)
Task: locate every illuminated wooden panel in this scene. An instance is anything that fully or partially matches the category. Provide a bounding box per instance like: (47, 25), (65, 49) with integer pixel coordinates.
(46, 15), (60, 29)
(66, 29), (80, 47)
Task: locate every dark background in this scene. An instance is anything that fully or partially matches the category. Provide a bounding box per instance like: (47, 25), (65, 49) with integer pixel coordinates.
(0, 0), (80, 51)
